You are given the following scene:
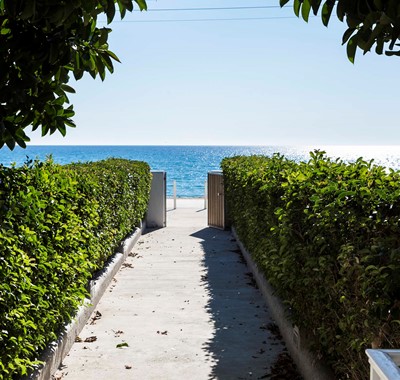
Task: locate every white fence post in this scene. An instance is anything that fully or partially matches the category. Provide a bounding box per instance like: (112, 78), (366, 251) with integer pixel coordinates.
(173, 180), (177, 210)
(366, 349), (400, 380)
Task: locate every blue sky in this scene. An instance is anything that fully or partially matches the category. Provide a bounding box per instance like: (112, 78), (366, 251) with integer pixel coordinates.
(29, 0), (400, 146)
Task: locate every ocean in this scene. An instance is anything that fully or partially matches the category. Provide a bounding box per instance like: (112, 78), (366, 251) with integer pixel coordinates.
(1, 145), (400, 198)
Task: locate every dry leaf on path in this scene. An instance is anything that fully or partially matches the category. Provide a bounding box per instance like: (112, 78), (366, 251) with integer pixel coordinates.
(84, 336), (97, 343)
(90, 310), (102, 325)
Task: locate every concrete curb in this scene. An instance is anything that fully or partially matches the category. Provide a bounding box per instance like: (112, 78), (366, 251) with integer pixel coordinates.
(26, 223), (145, 380)
(232, 227), (336, 380)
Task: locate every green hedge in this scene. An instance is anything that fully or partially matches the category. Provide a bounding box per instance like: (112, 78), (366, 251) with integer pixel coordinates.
(0, 158), (151, 379)
(222, 151), (400, 380)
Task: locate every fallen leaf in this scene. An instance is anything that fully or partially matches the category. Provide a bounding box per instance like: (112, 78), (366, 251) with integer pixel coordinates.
(116, 342), (129, 348)
(75, 336), (83, 343)
(84, 336), (97, 343)
(125, 365), (132, 369)
(90, 310), (102, 325)
(114, 330), (124, 337)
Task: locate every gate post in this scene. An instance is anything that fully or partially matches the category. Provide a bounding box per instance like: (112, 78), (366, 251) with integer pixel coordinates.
(207, 170), (228, 229)
(146, 171), (167, 228)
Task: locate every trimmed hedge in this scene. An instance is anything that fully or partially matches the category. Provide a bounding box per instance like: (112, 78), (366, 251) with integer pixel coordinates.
(0, 158), (151, 379)
(222, 151), (400, 380)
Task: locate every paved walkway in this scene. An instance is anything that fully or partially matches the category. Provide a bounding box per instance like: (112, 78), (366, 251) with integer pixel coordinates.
(56, 199), (287, 380)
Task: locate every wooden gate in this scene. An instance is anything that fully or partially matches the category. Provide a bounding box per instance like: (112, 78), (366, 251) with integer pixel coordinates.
(207, 171), (226, 229)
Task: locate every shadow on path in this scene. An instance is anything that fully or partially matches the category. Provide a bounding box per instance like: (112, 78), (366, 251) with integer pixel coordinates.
(191, 227), (287, 380)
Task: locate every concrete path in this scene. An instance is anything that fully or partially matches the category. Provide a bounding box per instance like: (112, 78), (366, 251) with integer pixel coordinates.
(56, 199), (288, 380)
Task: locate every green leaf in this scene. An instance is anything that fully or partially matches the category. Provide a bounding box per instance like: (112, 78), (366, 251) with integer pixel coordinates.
(293, 0), (301, 17)
(280, 0), (291, 6)
(117, 0), (127, 18)
(5, 138), (15, 150)
(106, 0), (116, 23)
(64, 106), (75, 118)
(346, 35), (358, 63)
(101, 53), (114, 72)
(95, 56), (106, 80)
(301, 0), (312, 22)
(124, 0), (134, 12)
(106, 50), (121, 63)
(311, 0), (322, 15)
(57, 124), (67, 137)
(342, 28), (356, 44)
(134, 0), (147, 11)
(41, 124), (50, 136)
(336, 0), (345, 21)
(16, 138), (27, 149)
(64, 119), (76, 128)
(321, 0), (334, 26)
(116, 342), (129, 348)
(61, 84), (76, 94)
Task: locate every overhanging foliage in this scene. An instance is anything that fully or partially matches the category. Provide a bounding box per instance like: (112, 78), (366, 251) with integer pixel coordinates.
(0, 0), (146, 150)
(280, 0), (400, 62)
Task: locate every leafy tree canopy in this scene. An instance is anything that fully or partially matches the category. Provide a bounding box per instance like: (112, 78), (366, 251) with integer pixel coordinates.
(280, 0), (400, 62)
(0, 0), (146, 150)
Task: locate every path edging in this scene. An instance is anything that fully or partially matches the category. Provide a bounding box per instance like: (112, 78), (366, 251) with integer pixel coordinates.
(232, 227), (336, 380)
(26, 223), (145, 380)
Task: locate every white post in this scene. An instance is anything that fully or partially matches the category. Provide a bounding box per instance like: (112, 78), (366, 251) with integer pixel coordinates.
(366, 349), (400, 380)
(173, 180), (177, 210)
(204, 180), (207, 209)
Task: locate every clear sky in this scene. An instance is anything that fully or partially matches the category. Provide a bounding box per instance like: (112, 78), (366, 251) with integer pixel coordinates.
(29, 0), (400, 146)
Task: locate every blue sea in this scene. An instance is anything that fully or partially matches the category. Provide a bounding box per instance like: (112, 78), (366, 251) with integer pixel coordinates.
(1, 145), (400, 197)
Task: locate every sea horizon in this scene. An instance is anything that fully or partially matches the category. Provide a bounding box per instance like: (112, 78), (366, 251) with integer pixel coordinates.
(2, 145), (400, 197)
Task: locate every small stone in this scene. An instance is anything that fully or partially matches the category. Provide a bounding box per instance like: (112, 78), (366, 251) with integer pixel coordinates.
(52, 370), (64, 379)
